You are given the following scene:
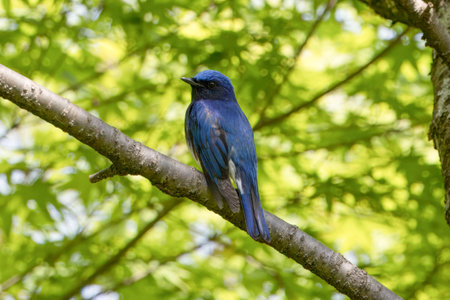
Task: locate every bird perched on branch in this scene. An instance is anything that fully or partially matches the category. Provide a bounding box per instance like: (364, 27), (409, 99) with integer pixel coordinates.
(182, 70), (270, 242)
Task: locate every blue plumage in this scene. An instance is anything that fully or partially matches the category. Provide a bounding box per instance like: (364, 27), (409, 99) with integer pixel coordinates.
(182, 70), (270, 242)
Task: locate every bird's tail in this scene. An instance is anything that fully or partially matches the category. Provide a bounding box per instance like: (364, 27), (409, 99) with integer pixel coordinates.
(240, 183), (270, 242)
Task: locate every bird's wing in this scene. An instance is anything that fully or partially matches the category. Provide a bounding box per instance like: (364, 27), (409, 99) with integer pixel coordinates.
(186, 102), (229, 178)
(185, 102), (240, 212)
(224, 113), (271, 242)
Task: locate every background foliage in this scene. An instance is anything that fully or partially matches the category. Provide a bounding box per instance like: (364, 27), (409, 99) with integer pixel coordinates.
(0, 0), (449, 299)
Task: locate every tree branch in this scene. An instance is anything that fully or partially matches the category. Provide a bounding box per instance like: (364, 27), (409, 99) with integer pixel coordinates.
(257, 0), (337, 122)
(361, 0), (450, 65)
(254, 28), (409, 131)
(0, 118), (20, 140)
(0, 201), (150, 292)
(0, 64), (402, 299)
(398, 0), (450, 64)
(90, 234), (221, 299)
(60, 198), (181, 299)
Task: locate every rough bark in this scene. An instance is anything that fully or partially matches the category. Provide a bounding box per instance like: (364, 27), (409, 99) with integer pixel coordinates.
(0, 64), (403, 299)
(429, 1), (450, 226)
(361, 0), (450, 64)
(360, 0), (450, 224)
(360, 0), (416, 26)
(430, 53), (450, 225)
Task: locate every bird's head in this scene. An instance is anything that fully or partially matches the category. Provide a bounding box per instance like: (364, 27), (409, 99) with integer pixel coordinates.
(181, 70), (236, 102)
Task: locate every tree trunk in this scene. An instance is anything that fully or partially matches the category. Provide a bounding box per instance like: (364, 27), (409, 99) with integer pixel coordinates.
(361, 0), (450, 224)
(430, 53), (450, 225)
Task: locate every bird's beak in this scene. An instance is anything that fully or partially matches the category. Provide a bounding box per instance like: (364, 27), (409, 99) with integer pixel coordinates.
(181, 77), (204, 87)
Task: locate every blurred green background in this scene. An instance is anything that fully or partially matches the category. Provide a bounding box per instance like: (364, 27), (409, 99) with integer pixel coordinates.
(0, 0), (449, 299)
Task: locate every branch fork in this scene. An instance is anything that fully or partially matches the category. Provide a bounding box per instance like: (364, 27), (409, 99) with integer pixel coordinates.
(89, 164), (135, 183)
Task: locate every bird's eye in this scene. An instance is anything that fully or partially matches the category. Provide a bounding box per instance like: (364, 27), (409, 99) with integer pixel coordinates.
(208, 81), (216, 88)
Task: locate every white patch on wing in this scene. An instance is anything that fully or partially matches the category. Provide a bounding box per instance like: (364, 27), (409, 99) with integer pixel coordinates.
(191, 150), (201, 166)
(228, 159), (243, 191)
(186, 137), (200, 165)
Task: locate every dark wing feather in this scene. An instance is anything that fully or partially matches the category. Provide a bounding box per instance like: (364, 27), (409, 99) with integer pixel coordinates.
(220, 105), (270, 241)
(185, 102), (240, 212)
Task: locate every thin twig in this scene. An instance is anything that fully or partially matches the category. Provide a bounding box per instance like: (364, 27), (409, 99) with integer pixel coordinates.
(257, 0), (338, 121)
(254, 28), (410, 131)
(404, 250), (448, 299)
(60, 198), (181, 300)
(260, 121), (428, 160)
(89, 164), (130, 183)
(58, 1), (216, 95)
(88, 234), (220, 299)
(0, 119), (20, 140)
(0, 196), (150, 292)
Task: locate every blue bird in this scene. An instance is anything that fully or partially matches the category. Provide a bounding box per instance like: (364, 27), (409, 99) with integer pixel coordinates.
(181, 70), (270, 242)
